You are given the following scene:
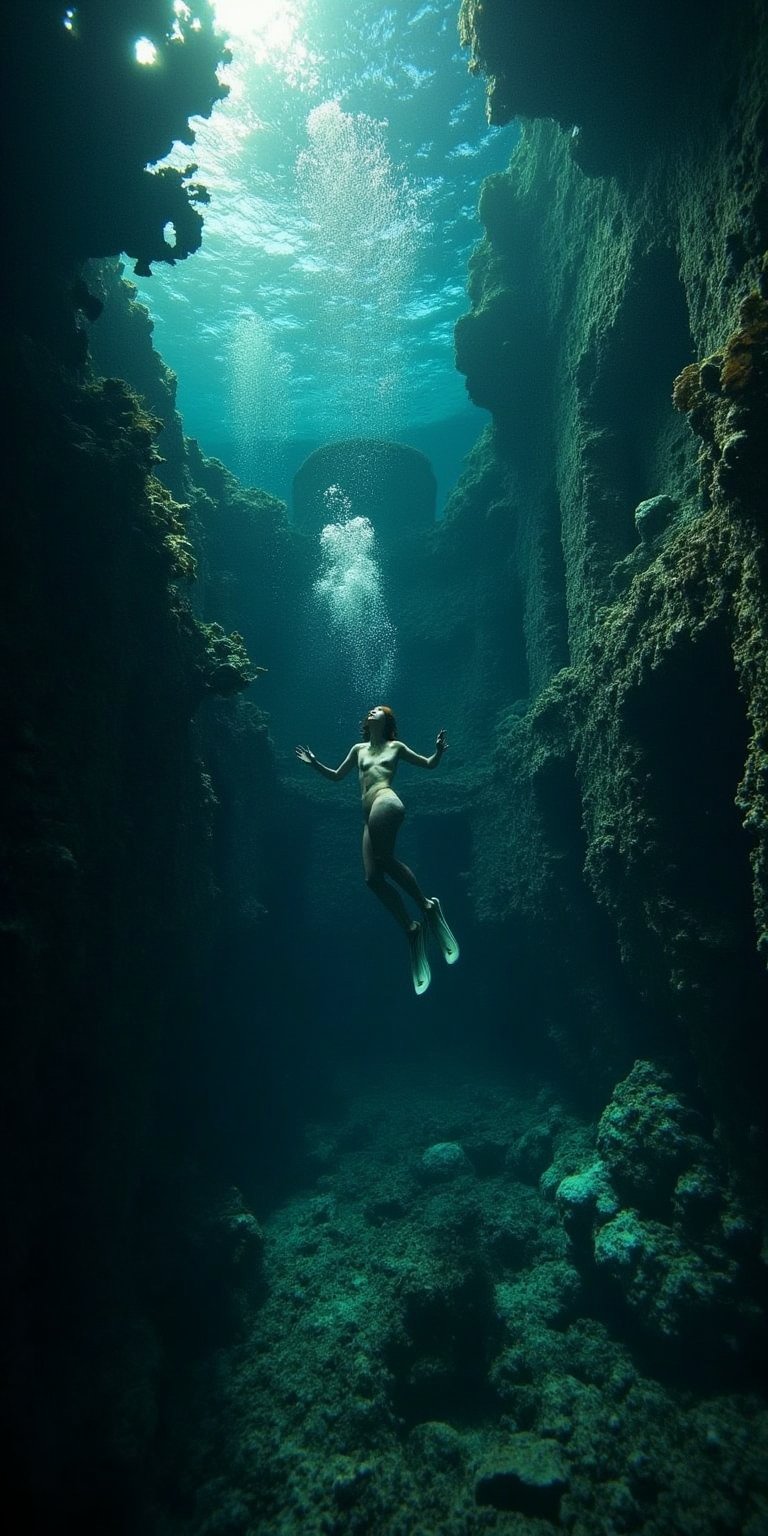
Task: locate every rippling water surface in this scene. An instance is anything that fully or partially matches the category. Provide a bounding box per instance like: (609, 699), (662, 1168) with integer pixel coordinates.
(131, 0), (515, 497)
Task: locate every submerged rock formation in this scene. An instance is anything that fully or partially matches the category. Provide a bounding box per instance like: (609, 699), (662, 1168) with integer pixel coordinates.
(458, 0), (725, 176)
(451, 0), (768, 1154)
(1, 6), (268, 1529)
(8, 2), (228, 285)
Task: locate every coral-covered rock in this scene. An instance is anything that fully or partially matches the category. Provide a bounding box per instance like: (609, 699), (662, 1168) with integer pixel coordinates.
(596, 1061), (707, 1212)
(593, 1209), (743, 1344)
(420, 1142), (472, 1181)
(634, 494), (676, 545)
(556, 1160), (620, 1247)
(557, 1069), (764, 1356)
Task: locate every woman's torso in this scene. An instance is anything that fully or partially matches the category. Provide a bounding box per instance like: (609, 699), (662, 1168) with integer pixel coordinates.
(358, 741), (401, 817)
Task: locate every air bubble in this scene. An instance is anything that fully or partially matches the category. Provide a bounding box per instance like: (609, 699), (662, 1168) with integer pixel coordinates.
(312, 495), (396, 704)
(296, 101), (423, 438)
(227, 312), (293, 489)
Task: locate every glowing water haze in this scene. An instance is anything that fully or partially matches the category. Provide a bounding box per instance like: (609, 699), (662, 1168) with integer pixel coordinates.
(297, 101), (422, 437)
(313, 488), (396, 704)
(227, 312), (293, 486)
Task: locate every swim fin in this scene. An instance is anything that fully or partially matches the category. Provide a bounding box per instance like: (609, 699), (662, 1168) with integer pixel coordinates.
(408, 922), (431, 995)
(425, 898), (460, 965)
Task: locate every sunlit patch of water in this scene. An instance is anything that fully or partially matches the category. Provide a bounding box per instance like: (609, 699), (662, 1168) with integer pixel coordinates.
(296, 100), (424, 437)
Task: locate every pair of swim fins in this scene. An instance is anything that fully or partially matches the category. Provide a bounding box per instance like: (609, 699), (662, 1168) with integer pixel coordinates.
(409, 897), (459, 995)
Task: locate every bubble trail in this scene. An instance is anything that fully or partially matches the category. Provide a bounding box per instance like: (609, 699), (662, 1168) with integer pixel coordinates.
(296, 100), (422, 438)
(312, 488), (396, 705)
(227, 312), (292, 487)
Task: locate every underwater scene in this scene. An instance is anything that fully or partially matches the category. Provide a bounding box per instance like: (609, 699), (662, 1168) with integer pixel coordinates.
(3, 1), (768, 1533)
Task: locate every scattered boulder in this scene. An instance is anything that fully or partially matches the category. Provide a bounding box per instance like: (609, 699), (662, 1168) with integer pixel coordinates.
(419, 1141), (472, 1181)
(508, 1119), (555, 1181)
(634, 493), (676, 543)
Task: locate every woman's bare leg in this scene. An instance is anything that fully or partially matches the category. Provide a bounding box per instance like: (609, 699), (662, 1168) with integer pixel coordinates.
(381, 853), (428, 911)
(363, 794), (425, 932)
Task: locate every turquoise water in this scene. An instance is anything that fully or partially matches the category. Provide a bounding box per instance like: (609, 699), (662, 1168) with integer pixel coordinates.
(131, 0), (514, 501)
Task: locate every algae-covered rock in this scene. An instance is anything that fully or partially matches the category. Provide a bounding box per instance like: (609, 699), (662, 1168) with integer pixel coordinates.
(508, 1118), (555, 1181)
(555, 1069), (765, 1357)
(634, 493), (677, 544)
(556, 1159), (620, 1246)
(672, 1165), (723, 1238)
(495, 1259), (582, 1331)
(408, 1419), (468, 1469)
(458, 0), (713, 175)
(420, 1141), (472, 1180)
(596, 1061), (706, 1212)
(475, 1432), (568, 1517)
(593, 1209), (741, 1342)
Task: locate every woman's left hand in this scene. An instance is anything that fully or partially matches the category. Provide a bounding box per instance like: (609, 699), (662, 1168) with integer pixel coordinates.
(436, 729), (447, 754)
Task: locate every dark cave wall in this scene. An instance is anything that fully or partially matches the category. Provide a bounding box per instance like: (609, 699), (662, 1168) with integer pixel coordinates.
(451, 0), (768, 1149)
(0, 5), (274, 1527)
(0, 345), (248, 1525)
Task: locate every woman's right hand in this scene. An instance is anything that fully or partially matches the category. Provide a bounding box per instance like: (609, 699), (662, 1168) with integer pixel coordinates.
(295, 744), (315, 765)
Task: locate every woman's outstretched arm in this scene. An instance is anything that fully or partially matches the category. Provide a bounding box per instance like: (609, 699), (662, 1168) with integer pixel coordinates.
(397, 729), (447, 769)
(296, 743), (359, 781)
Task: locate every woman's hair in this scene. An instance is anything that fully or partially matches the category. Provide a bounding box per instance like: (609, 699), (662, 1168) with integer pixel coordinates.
(361, 705), (397, 741)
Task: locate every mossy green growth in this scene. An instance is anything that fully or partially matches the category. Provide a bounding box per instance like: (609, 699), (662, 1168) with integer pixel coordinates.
(594, 1209), (742, 1342)
(146, 477), (197, 581)
(719, 292), (768, 398)
(164, 1076), (768, 1535)
(596, 1059), (706, 1208)
(196, 622), (255, 697)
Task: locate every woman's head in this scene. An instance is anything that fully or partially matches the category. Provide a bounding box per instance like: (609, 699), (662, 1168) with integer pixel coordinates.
(362, 705), (397, 741)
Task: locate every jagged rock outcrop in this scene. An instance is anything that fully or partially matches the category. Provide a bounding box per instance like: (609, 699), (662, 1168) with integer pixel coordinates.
(1, 345), (257, 1526)
(459, 0), (735, 176)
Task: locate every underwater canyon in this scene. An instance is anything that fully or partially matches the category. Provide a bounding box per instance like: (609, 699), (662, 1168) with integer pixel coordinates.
(2, 2), (768, 1532)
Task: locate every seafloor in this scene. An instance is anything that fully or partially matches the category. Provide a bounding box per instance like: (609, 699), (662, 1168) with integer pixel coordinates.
(163, 1066), (768, 1536)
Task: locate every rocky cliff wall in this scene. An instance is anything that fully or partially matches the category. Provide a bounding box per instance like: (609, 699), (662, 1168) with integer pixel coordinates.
(451, 1), (768, 1154)
(0, 7), (273, 1527)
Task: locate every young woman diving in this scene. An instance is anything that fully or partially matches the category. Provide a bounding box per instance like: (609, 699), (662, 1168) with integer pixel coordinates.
(296, 704), (459, 994)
